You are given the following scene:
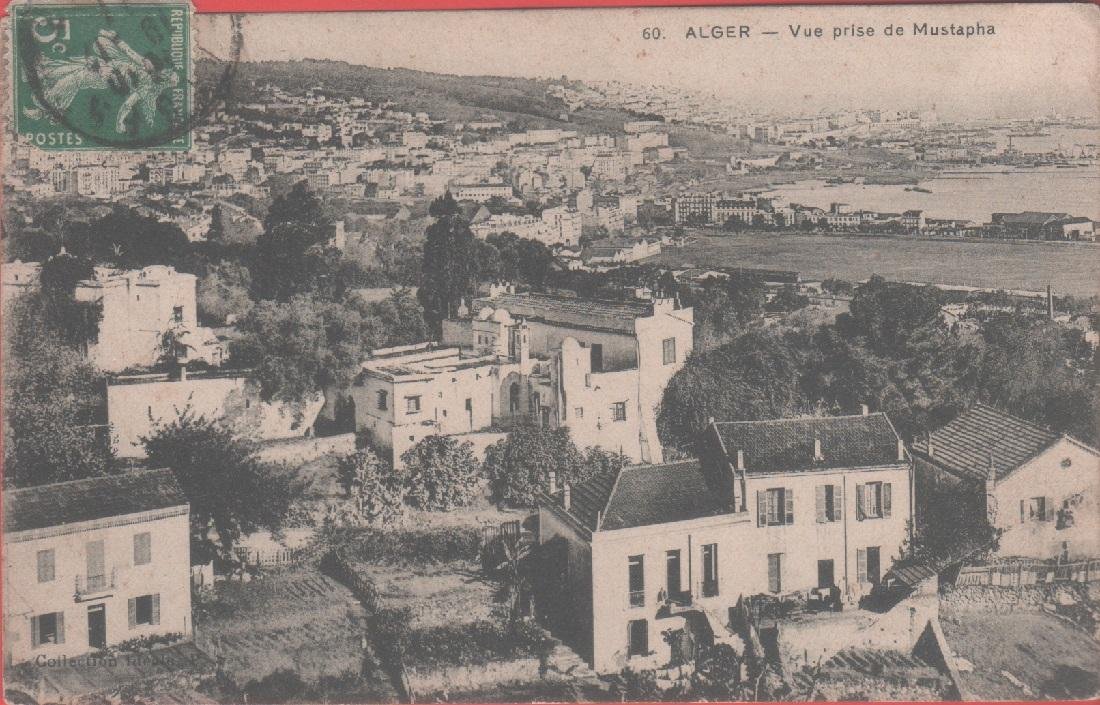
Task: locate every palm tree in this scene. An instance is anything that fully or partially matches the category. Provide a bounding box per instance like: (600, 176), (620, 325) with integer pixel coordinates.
(485, 530), (535, 624)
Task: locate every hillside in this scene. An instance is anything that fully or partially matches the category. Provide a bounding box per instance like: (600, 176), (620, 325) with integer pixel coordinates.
(197, 59), (637, 132)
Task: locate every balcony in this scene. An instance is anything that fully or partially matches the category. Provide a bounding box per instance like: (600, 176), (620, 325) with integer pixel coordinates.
(74, 569), (118, 601)
(628, 589), (646, 608)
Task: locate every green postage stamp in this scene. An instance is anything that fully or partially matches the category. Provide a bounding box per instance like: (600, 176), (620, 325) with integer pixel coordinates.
(10, 2), (191, 150)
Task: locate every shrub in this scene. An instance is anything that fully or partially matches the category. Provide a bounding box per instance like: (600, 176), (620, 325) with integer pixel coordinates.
(400, 435), (480, 511)
(346, 526), (483, 565)
(400, 619), (549, 668)
(243, 668), (307, 704)
(483, 425), (603, 506)
(336, 449), (405, 525)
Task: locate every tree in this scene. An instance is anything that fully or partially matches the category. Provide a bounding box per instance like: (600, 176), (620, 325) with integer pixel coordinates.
(486, 232), (555, 288)
(143, 413), (297, 561)
(400, 435), (481, 511)
(418, 192), (478, 333)
(483, 530), (535, 624)
(766, 284), (810, 313)
(336, 448), (405, 525)
(2, 295), (111, 487)
(251, 181), (337, 301)
(839, 275), (943, 356)
(369, 288), (430, 347)
(231, 293), (387, 405)
(37, 252), (102, 348)
(196, 260), (253, 325)
(482, 425), (601, 506)
(64, 206), (191, 271)
(658, 329), (805, 451)
(691, 644), (744, 700)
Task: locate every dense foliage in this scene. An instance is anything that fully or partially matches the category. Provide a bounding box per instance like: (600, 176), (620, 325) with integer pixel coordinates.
(336, 448), (405, 525)
(400, 435), (481, 511)
(142, 414), (298, 561)
(418, 193), (478, 332)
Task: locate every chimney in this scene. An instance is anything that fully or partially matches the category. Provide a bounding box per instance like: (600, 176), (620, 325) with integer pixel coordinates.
(926, 431), (934, 458)
(897, 438), (906, 462)
(175, 361), (187, 382)
(735, 449), (745, 471)
(548, 471), (557, 495)
(860, 403), (870, 416)
(813, 436), (824, 462)
(1047, 284), (1055, 320)
(562, 482), (572, 510)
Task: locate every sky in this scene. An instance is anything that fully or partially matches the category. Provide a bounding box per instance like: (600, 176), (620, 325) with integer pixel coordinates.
(195, 4), (1100, 121)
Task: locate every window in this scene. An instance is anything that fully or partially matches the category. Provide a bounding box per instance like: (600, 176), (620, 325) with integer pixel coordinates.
(590, 344), (604, 373)
(817, 559), (835, 589)
(32, 612), (64, 647)
(405, 396), (421, 414)
(86, 540), (106, 591)
(768, 553), (783, 593)
(377, 390), (389, 410)
(574, 407), (584, 418)
(627, 619), (649, 657)
(628, 555), (645, 607)
(172, 305), (184, 323)
(1022, 496), (1053, 522)
(856, 482), (891, 520)
(857, 547), (881, 585)
(758, 488), (794, 526)
(129, 594), (160, 628)
(665, 550), (681, 596)
(37, 549), (55, 583)
(611, 402), (627, 422)
(702, 543), (719, 597)
(816, 484), (842, 523)
(662, 337), (677, 365)
(133, 532), (151, 566)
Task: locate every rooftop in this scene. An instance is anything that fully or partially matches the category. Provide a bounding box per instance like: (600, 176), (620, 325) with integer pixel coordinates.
(550, 459), (732, 532)
(471, 292), (659, 334)
(4, 468), (188, 535)
(360, 344), (497, 380)
(713, 413), (905, 474)
(910, 404), (1064, 482)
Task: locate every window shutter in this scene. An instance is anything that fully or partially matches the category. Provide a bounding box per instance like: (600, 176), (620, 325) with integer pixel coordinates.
(757, 491), (766, 527)
(1045, 498), (1055, 522)
(30, 616), (39, 648)
(835, 485), (844, 521)
(151, 594), (161, 626)
(856, 484), (866, 521)
(883, 483), (892, 518)
(857, 548), (867, 584)
(815, 485), (826, 524)
(784, 488), (794, 525)
(56, 613), (65, 645)
(128, 598), (137, 629)
(1020, 500), (1025, 524)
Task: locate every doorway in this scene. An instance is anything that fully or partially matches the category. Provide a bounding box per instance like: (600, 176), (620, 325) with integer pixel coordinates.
(87, 605), (106, 651)
(817, 559), (835, 589)
(866, 546), (881, 585)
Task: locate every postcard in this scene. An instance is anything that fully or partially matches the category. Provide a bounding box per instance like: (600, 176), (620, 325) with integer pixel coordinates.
(2, 1), (1098, 703)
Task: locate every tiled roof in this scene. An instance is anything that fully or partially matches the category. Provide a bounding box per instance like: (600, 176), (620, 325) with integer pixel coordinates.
(910, 404), (1060, 482)
(4, 469), (188, 535)
(552, 460), (732, 532)
(601, 460), (730, 530)
(713, 413), (904, 475)
(471, 293), (652, 334)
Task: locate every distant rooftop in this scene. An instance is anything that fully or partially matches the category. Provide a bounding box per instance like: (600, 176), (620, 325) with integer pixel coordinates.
(911, 404), (1076, 482)
(472, 292), (662, 334)
(713, 413), (905, 474)
(360, 344), (496, 380)
(4, 468), (187, 535)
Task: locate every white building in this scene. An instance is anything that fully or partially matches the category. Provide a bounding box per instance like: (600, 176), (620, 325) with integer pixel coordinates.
(73, 265), (219, 373)
(452, 183), (514, 203)
(913, 404), (1100, 560)
(340, 290), (693, 467)
(3, 469), (192, 666)
(540, 206), (583, 247)
(538, 412), (913, 673)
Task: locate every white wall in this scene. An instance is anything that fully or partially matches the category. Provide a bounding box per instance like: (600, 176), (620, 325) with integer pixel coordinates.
(993, 438), (1100, 559)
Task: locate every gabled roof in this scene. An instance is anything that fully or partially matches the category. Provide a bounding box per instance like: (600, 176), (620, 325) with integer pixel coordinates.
(910, 404), (1071, 482)
(4, 468), (188, 535)
(712, 413), (904, 475)
(548, 459), (732, 532)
